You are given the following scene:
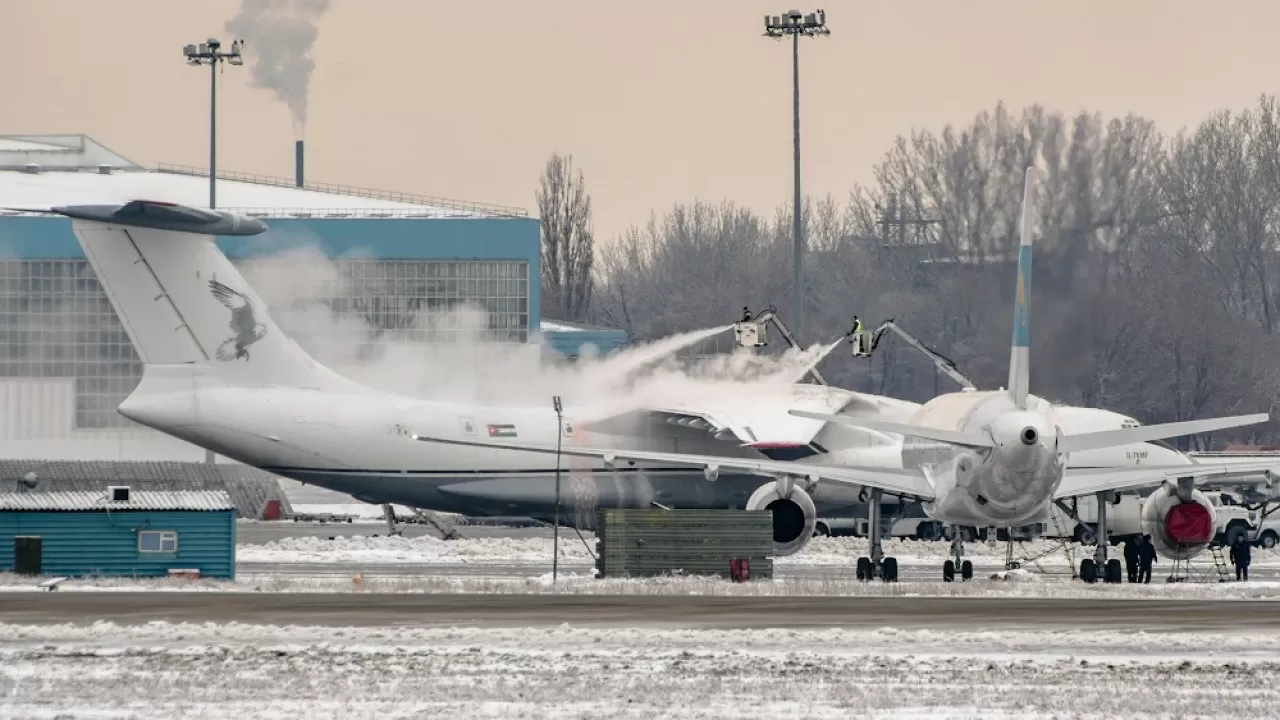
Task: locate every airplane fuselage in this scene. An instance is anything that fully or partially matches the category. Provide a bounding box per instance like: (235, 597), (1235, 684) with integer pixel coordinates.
(118, 366), (876, 525)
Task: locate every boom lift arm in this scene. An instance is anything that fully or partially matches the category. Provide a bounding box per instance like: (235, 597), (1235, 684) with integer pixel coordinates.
(733, 306), (977, 392)
(861, 319), (977, 392)
(733, 305), (834, 386)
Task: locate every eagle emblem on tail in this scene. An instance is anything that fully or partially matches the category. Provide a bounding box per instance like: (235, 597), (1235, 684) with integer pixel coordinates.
(208, 277), (268, 361)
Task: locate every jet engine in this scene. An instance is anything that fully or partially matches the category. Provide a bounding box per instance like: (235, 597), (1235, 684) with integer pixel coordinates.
(1140, 482), (1217, 562)
(746, 477), (817, 556)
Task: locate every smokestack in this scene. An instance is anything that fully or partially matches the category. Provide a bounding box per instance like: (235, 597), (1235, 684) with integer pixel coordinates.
(295, 140), (304, 188)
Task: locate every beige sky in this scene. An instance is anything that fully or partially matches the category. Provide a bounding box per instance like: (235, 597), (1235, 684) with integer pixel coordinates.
(3, 1), (1278, 240)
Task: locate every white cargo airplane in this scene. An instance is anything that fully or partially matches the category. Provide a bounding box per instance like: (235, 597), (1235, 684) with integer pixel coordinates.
(413, 168), (1280, 582)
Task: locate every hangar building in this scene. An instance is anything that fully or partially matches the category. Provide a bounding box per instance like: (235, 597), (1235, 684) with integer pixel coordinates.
(0, 134), (626, 461)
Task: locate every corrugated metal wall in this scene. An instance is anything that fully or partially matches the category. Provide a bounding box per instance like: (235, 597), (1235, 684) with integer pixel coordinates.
(0, 509), (235, 578)
(596, 509), (774, 579)
(0, 378), (75, 441)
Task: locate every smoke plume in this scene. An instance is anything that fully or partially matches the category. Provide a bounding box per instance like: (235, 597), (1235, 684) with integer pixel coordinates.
(226, 0), (331, 137)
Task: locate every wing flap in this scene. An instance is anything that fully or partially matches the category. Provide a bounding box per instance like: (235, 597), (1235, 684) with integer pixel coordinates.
(411, 434), (936, 500)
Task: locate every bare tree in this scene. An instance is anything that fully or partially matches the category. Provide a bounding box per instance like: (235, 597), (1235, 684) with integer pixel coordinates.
(537, 153), (595, 322)
(588, 98), (1280, 447)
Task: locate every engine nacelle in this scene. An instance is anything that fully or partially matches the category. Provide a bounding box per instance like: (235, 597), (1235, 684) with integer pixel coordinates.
(1140, 483), (1217, 562)
(746, 478), (817, 557)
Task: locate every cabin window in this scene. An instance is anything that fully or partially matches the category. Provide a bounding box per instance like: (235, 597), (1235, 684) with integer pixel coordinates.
(138, 530), (178, 553)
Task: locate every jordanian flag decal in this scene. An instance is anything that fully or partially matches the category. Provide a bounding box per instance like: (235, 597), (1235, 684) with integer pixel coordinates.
(487, 424), (518, 438)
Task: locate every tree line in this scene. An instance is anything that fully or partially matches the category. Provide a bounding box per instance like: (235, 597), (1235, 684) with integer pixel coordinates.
(537, 96), (1280, 446)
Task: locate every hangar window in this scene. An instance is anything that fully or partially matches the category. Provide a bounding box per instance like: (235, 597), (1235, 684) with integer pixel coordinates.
(138, 530), (178, 554)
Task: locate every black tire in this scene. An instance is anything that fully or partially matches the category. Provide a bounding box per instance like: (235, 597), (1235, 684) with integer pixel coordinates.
(883, 557), (899, 583)
(814, 523), (831, 538)
(1261, 531), (1278, 549)
(1105, 558), (1122, 584)
(960, 560), (974, 581)
(1080, 559), (1097, 583)
(1224, 523), (1250, 548)
(943, 560), (956, 582)
(856, 557), (872, 581)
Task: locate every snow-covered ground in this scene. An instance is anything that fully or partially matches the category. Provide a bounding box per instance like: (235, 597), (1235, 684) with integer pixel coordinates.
(236, 532), (1280, 569)
(2, 621), (1278, 719)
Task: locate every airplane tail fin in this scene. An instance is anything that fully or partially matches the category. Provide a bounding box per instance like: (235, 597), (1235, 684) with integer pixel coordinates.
(60, 201), (331, 389)
(1007, 166), (1036, 409)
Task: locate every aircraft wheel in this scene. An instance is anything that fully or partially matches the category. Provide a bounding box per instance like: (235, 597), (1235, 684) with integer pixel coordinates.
(943, 560), (956, 583)
(1105, 558), (1122, 584)
(856, 557), (872, 581)
(1080, 558), (1097, 584)
(882, 557), (898, 583)
(960, 560), (973, 581)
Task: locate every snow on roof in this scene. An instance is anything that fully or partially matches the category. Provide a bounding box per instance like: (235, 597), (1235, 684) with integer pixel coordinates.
(0, 134), (527, 219)
(0, 138), (67, 152)
(0, 133), (140, 170)
(0, 168), (504, 219)
(0, 489), (235, 512)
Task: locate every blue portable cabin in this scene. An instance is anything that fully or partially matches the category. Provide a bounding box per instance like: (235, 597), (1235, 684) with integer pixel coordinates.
(0, 487), (236, 579)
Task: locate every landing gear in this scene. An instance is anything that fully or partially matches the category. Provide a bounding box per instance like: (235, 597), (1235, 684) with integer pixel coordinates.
(942, 527), (974, 582)
(1080, 491), (1120, 584)
(856, 488), (898, 582)
(382, 503), (462, 540)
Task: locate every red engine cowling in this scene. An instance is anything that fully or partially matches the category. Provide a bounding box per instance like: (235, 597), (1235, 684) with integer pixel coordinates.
(1140, 483), (1217, 561)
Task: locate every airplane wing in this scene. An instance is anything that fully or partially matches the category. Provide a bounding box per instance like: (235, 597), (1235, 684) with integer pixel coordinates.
(583, 388), (918, 450)
(1054, 460), (1280, 499)
(410, 434), (937, 500)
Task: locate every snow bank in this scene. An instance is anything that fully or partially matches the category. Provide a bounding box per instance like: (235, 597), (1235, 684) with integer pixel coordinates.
(236, 533), (594, 564)
(234, 532), (1280, 569)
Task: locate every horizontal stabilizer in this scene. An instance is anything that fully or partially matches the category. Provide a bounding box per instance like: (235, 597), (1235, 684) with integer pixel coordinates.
(1055, 458), (1280, 499)
(1056, 413), (1270, 454)
(788, 410), (995, 448)
(52, 201), (268, 236)
(410, 434), (937, 501)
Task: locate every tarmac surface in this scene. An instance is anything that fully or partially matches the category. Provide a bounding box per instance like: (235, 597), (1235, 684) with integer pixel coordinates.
(2, 592), (1277, 631)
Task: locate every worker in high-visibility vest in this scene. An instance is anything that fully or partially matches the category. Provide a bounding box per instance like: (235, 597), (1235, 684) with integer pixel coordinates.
(851, 316), (865, 355)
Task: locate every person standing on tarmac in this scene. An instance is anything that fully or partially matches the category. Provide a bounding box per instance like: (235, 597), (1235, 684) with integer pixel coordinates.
(1137, 535), (1158, 583)
(1122, 538), (1139, 583)
(1230, 536), (1252, 581)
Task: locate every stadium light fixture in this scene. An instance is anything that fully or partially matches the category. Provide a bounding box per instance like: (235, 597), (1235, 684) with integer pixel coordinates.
(762, 9), (829, 344)
(182, 38), (245, 209)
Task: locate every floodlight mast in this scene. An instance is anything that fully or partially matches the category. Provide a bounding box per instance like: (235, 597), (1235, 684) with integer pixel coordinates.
(762, 9), (829, 345)
(182, 37), (245, 209)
